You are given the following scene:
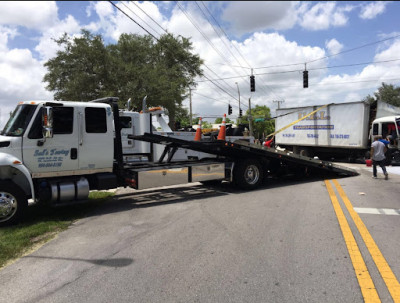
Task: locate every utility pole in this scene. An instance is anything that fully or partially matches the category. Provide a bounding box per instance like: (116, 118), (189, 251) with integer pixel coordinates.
(189, 87), (193, 126)
(273, 100), (285, 109)
(235, 82), (241, 124)
(248, 97), (253, 137)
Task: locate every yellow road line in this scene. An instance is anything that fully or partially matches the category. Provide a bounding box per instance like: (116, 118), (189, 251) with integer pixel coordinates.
(324, 180), (380, 302)
(332, 179), (400, 302)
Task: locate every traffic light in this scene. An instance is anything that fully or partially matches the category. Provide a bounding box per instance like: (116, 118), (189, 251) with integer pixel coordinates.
(303, 70), (308, 88)
(228, 104), (232, 115)
(239, 108), (243, 117)
(250, 75), (255, 92)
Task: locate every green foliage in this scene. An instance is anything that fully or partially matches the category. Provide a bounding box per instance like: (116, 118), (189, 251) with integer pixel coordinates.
(43, 30), (110, 101)
(0, 191), (113, 269)
(362, 82), (400, 106)
(192, 117), (212, 129)
(175, 106), (191, 128)
(242, 105), (275, 139)
(43, 30), (204, 129)
(214, 117), (232, 124)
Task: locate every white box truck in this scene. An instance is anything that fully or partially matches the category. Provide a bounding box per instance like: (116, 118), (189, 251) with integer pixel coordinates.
(275, 101), (400, 163)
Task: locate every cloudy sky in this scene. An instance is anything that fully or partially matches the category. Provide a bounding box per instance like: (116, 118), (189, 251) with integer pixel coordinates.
(0, 1), (399, 126)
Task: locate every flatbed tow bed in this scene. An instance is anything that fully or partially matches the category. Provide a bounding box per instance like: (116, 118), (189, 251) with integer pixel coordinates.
(127, 133), (358, 190)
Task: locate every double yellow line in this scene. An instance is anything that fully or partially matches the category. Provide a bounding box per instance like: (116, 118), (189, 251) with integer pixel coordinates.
(325, 179), (400, 302)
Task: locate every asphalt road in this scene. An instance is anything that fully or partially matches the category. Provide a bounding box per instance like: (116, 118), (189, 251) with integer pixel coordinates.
(0, 163), (399, 303)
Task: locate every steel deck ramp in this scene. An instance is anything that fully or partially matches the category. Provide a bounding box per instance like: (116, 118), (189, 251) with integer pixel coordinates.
(131, 133), (359, 177)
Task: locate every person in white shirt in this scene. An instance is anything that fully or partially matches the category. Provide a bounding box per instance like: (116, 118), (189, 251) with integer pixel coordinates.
(370, 135), (388, 180)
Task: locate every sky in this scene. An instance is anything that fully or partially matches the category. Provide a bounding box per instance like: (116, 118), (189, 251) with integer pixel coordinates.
(0, 1), (399, 127)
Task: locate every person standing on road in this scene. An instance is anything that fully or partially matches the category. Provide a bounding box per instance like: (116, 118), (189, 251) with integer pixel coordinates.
(370, 135), (388, 180)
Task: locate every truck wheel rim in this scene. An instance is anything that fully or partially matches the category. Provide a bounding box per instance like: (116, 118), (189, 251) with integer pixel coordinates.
(0, 192), (18, 222)
(245, 165), (259, 185)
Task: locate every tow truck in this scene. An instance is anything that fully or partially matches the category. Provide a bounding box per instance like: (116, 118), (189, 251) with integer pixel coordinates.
(0, 97), (357, 226)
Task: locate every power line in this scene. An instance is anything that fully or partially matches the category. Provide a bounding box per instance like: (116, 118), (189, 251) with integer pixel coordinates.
(175, 1), (241, 91)
(120, 2), (162, 37)
(199, 1), (252, 69)
(307, 33), (400, 64)
(130, 1), (168, 35)
(248, 77), (400, 88)
(195, 1), (245, 73)
(176, 1), (274, 101)
(192, 91), (249, 109)
(213, 34), (400, 71)
(111, 1), (243, 102)
(197, 1), (281, 99)
(109, 1), (159, 41)
(196, 58), (400, 82)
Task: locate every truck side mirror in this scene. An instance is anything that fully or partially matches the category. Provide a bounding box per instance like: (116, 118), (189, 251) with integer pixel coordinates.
(42, 106), (53, 139)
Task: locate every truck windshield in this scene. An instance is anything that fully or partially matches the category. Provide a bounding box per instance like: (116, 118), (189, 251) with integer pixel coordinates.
(1, 104), (38, 137)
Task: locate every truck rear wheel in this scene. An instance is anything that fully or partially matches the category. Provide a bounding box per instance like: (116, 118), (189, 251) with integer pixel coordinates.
(233, 159), (264, 190)
(0, 181), (28, 227)
(392, 150), (400, 166)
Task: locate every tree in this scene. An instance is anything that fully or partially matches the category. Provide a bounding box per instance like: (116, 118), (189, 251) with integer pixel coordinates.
(214, 117), (232, 124)
(43, 30), (203, 129)
(362, 82), (400, 106)
(192, 117), (212, 129)
(43, 30), (110, 101)
(175, 106), (191, 129)
(242, 105), (275, 140)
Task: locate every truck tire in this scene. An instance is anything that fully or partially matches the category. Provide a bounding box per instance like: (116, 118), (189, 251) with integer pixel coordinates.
(384, 150), (392, 166)
(392, 151), (400, 166)
(0, 181), (28, 227)
(233, 159), (264, 190)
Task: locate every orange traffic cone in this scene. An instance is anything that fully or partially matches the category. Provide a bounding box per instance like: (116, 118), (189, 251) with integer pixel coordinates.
(194, 117), (202, 141)
(217, 114), (227, 141)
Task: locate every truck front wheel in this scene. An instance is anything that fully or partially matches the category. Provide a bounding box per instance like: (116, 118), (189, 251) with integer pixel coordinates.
(233, 159), (264, 190)
(0, 181), (28, 227)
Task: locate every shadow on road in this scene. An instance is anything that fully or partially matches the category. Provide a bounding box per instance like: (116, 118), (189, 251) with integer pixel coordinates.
(23, 255), (134, 267)
(88, 170), (356, 214)
(24, 170), (357, 223)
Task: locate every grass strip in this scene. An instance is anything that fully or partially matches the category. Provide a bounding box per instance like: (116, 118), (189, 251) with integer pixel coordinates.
(0, 191), (114, 269)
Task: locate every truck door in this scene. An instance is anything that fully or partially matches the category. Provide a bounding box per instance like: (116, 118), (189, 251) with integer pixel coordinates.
(77, 106), (113, 173)
(120, 116), (134, 154)
(22, 106), (79, 176)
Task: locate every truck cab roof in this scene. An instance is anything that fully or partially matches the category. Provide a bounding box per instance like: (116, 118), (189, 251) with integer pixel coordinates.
(373, 115), (400, 123)
(18, 100), (111, 109)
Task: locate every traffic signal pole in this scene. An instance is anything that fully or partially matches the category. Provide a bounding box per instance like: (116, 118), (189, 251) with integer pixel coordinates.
(248, 97), (253, 137)
(235, 82), (241, 124)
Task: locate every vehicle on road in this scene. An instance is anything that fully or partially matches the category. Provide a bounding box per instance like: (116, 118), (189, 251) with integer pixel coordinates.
(275, 100), (400, 164)
(0, 97), (357, 226)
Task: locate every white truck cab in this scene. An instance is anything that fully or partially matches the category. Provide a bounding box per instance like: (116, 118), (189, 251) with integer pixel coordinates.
(1, 101), (114, 177)
(0, 100), (115, 225)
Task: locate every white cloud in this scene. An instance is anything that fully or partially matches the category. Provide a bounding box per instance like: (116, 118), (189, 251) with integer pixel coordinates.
(0, 1), (58, 30)
(221, 1), (299, 35)
(218, 1), (355, 36)
(325, 38), (343, 56)
(0, 47), (53, 127)
(359, 2), (388, 20)
(34, 15), (81, 61)
(0, 26), (18, 52)
(300, 2), (352, 31)
(90, 1), (168, 42)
